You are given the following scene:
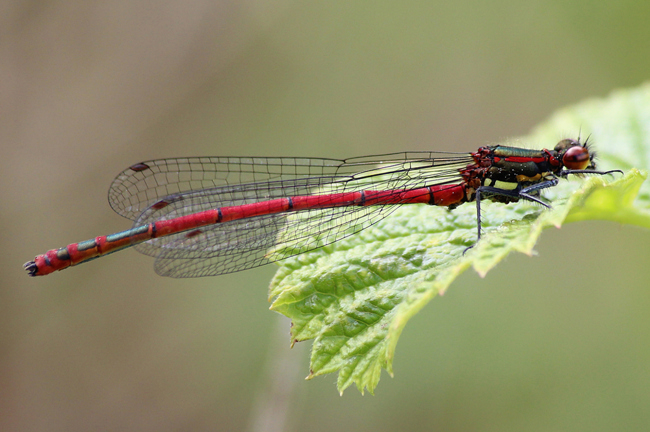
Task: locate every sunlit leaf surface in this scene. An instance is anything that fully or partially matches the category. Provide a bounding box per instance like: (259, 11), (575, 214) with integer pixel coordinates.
(269, 84), (650, 394)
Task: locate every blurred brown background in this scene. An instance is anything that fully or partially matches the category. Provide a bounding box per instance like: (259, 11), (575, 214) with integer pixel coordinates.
(2, 1), (650, 431)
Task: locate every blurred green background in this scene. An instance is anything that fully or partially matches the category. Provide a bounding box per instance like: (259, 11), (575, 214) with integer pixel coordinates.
(3, 1), (650, 431)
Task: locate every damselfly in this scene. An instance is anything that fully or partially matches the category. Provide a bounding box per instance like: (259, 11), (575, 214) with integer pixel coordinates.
(25, 138), (621, 278)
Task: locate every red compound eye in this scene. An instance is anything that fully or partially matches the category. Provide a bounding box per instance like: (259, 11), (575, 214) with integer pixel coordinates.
(562, 145), (590, 170)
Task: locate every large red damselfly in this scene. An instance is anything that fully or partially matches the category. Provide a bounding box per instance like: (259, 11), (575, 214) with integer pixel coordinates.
(25, 138), (621, 278)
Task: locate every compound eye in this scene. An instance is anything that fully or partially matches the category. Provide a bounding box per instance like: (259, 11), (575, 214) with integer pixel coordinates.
(562, 145), (590, 170)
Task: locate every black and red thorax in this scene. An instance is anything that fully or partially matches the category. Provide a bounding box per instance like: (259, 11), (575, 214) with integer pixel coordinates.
(457, 138), (594, 203)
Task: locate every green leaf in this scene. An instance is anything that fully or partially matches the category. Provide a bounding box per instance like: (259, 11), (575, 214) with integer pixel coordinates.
(268, 83), (650, 395)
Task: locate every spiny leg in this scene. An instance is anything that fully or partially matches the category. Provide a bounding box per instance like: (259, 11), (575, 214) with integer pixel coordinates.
(463, 179), (560, 254)
(560, 169), (623, 177)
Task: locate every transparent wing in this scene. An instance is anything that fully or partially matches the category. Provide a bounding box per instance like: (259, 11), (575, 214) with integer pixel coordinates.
(108, 152), (470, 220)
(152, 204), (405, 277)
(108, 152), (472, 277)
